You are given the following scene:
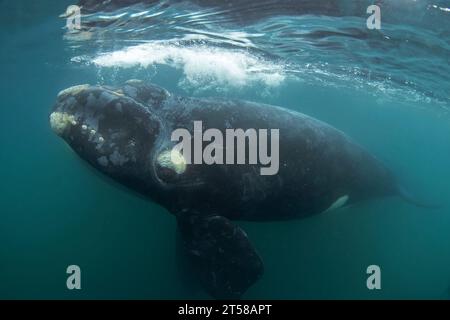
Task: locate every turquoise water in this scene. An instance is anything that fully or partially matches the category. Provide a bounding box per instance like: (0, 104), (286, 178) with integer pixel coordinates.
(1, 0), (449, 299)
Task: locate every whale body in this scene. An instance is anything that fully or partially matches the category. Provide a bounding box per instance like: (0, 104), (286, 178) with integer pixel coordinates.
(50, 81), (418, 298)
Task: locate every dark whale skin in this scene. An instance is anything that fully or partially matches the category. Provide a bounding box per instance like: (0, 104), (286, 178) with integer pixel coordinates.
(154, 92), (398, 222)
(50, 81), (399, 299)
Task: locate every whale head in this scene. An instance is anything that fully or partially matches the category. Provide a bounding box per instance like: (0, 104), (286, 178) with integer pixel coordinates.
(50, 83), (163, 194)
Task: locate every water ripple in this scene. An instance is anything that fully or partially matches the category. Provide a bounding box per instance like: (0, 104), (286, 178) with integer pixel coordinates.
(66, 0), (450, 105)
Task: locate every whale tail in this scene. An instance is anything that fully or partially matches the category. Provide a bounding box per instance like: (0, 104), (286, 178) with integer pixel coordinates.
(397, 185), (442, 209)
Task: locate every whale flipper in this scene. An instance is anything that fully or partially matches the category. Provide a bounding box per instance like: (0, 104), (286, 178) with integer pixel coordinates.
(176, 212), (264, 299)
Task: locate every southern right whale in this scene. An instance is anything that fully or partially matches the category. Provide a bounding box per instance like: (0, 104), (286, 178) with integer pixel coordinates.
(49, 80), (434, 299)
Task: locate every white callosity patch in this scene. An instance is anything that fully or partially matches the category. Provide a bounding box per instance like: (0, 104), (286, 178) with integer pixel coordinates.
(91, 42), (285, 89)
(157, 150), (187, 174)
(126, 79), (143, 85)
(57, 84), (90, 98)
(49, 112), (77, 135)
(323, 195), (349, 213)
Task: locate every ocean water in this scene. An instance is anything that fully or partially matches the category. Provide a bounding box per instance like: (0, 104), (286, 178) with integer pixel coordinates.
(0, 0), (449, 299)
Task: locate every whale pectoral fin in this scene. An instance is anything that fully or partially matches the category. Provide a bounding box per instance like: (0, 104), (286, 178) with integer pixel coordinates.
(176, 212), (264, 299)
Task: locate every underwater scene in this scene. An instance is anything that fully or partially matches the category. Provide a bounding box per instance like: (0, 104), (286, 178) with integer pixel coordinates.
(0, 0), (449, 300)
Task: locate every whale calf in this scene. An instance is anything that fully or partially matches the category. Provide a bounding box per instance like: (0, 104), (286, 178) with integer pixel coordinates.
(50, 80), (426, 298)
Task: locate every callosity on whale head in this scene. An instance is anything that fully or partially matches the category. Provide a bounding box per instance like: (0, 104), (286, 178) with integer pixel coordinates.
(49, 82), (164, 194)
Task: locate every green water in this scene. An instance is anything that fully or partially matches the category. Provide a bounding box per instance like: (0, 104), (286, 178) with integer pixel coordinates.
(1, 1), (450, 299)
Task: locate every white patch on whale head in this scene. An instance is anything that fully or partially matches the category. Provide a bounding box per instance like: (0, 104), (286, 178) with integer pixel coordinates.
(49, 112), (77, 135)
(157, 150), (187, 174)
(126, 79), (143, 85)
(323, 195), (349, 213)
(57, 84), (89, 98)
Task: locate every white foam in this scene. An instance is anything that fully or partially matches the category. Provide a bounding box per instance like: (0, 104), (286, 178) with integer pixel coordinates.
(91, 42), (286, 89)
